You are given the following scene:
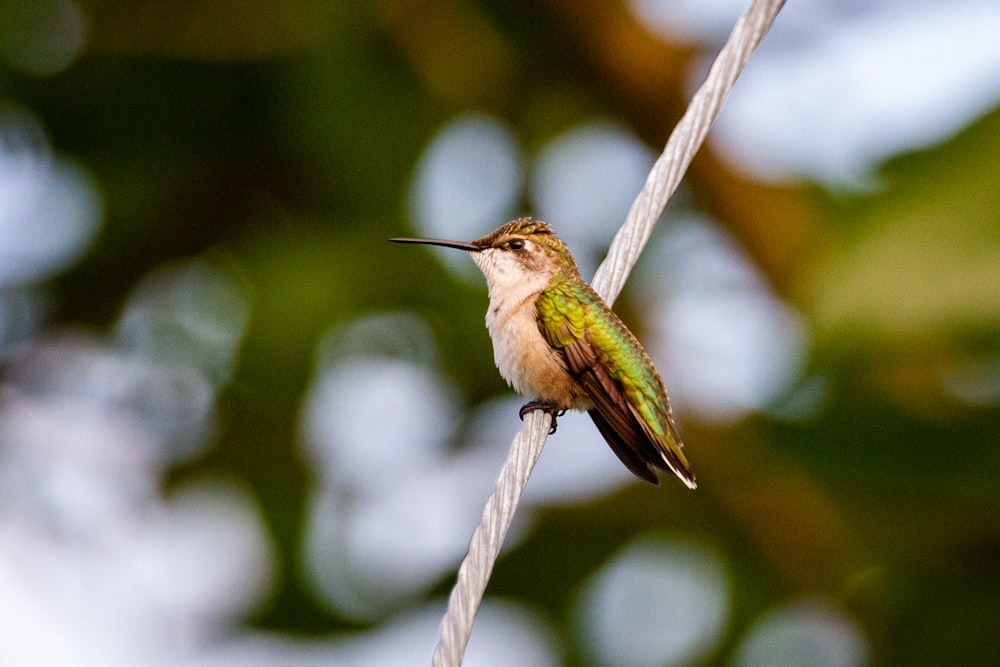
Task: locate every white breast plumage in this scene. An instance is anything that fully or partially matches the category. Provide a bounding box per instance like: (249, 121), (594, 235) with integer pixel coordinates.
(473, 247), (581, 404)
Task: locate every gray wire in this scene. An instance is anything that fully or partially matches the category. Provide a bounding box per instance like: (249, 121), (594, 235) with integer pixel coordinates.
(432, 1), (786, 664)
(593, 0), (787, 305)
(432, 410), (551, 667)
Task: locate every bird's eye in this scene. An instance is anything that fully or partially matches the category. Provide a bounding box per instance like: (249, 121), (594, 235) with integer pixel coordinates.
(508, 239), (525, 251)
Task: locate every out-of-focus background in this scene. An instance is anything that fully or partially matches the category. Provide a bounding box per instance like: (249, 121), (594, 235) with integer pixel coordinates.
(1, 0), (999, 665)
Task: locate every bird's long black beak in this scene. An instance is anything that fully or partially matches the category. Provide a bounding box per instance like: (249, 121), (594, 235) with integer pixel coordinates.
(390, 237), (482, 252)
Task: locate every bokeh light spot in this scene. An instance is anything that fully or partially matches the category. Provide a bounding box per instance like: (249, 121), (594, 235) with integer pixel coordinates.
(734, 599), (869, 667)
(642, 215), (809, 422)
(627, 0), (746, 44)
(576, 535), (729, 667)
(531, 121), (654, 276)
(941, 356), (1000, 407)
(408, 113), (522, 276)
(0, 107), (101, 285)
(115, 259), (251, 386)
(0, 286), (45, 358)
(0, 0), (86, 76)
(136, 478), (274, 622)
(301, 355), (458, 492)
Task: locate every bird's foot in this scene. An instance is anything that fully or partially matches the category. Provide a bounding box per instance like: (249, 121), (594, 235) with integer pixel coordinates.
(519, 401), (567, 435)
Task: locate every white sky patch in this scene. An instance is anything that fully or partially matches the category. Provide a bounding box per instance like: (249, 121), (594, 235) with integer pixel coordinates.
(630, 0), (1000, 185)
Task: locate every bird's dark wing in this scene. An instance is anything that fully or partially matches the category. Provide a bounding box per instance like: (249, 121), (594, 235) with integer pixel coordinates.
(587, 403), (660, 485)
(560, 331), (663, 484)
(536, 284), (695, 488)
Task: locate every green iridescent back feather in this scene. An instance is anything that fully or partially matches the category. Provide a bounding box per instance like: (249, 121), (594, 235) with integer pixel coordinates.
(536, 274), (678, 443)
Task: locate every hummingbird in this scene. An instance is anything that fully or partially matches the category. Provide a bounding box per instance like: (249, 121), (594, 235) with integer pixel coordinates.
(391, 218), (695, 488)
